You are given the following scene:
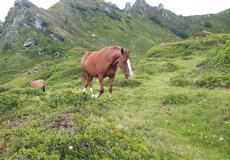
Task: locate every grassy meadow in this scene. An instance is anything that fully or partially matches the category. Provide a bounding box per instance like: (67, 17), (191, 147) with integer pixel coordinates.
(0, 34), (230, 159)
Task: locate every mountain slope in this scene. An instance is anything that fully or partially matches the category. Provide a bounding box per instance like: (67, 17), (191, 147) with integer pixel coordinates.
(0, 0), (180, 56)
(0, 33), (229, 159)
(48, 0), (178, 53)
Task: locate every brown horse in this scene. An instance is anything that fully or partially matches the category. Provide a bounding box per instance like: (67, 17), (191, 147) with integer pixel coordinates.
(80, 46), (133, 98)
(29, 79), (46, 92)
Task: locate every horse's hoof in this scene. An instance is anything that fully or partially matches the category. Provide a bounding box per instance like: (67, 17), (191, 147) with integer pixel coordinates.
(95, 94), (100, 99)
(108, 94), (112, 99)
(91, 94), (96, 99)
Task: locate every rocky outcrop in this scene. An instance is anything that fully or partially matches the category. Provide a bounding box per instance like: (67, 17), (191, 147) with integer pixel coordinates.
(14, 0), (33, 9)
(54, 51), (62, 57)
(157, 4), (164, 11)
(0, 0), (35, 45)
(48, 32), (64, 44)
(124, 2), (132, 12)
(0, 21), (3, 35)
(132, 0), (151, 14)
(32, 16), (48, 31)
(24, 38), (38, 48)
(193, 31), (212, 39)
(0, 0), (65, 51)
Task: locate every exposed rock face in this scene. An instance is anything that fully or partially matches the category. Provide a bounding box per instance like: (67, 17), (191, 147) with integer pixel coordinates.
(14, 0), (33, 9)
(0, 21), (3, 35)
(0, 0), (64, 50)
(0, 0), (34, 45)
(54, 51), (62, 57)
(48, 32), (64, 44)
(24, 38), (38, 48)
(133, 0), (151, 14)
(193, 31), (212, 39)
(157, 3), (164, 11)
(32, 16), (48, 31)
(124, 2), (132, 12)
(2, 9), (31, 44)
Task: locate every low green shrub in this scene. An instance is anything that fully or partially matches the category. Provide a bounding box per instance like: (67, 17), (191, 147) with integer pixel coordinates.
(2, 114), (151, 159)
(161, 63), (178, 72)
(0, 94), (20, 114)
(46, 90), (91, 108)
(0, 86), (11, 93)
(170, 75), (191, 87)
(114, 79), (142, 88)
(9, 88), (45, 96)
(195, 73), (230, 88)
(217, 40), (230, 67)
(162, 93), (190, 105)
(134, 61), (160, 75)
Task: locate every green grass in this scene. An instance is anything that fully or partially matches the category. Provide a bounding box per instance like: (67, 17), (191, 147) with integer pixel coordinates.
(0, 34), (230, 159)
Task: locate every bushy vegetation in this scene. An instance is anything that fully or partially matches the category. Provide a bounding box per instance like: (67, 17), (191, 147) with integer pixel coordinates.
(217, 39), (230, 66)
(0, 94), (20, 114)
(0, 113), (151, 159)
(162, 93), (191, 105)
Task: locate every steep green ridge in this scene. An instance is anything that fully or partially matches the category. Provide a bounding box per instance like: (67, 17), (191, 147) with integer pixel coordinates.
(48, 0), (178, 53)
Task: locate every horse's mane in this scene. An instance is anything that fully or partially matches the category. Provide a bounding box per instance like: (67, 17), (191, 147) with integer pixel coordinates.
(100, 46), (121, 52)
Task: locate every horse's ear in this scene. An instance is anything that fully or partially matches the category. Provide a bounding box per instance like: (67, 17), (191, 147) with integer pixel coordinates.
(121, 48), (124, 55)
(128, 50), (132, 57)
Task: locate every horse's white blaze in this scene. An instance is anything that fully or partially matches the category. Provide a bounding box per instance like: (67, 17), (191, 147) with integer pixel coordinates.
(127, 59), (133, 77)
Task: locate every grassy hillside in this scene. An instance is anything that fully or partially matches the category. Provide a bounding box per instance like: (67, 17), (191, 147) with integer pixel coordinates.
(0, 0), (230, 159)
(0, 33), (229, 159)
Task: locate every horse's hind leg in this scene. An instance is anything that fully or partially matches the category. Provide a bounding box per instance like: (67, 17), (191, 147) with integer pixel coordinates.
(108, 76), (115, 98)
(83, 72), (89, 91)
(84, 74), (95, 98)
(88, 77), (95, 98)
(97, 75), (104, 98)
(42, 86), (45, 92)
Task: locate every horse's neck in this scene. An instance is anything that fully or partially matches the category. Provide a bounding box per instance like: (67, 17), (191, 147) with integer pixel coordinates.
(111, 51), (121, 66)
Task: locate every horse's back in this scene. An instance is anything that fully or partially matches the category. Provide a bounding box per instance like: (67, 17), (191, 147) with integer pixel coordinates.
(80, 47), (120, 76)
(29, 79), (45, 88)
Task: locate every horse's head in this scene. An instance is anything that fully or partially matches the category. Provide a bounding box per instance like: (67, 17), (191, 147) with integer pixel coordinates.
(118, 48), (133, 79)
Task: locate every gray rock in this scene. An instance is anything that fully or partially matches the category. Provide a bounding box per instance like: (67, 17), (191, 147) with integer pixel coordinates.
(32, 16), (48, 31)
(54, 51), (62, 57)
(3, 8), (31, 44)
(157, 4), (164, 11)
(133, 0), (151, 14)
(14, 0), (33, 9)
(37, 50), (45, 56)
(124, 2), (132, 12)
(24, 38), (37, 48)
(104, 7), (111, 13)
(48, 32), (64, 43)
(0, 21), (3, 35)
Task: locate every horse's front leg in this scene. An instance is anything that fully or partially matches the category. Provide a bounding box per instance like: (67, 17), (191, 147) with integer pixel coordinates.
(97, 75), (104, 98)
(109, 76), (115, 98)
